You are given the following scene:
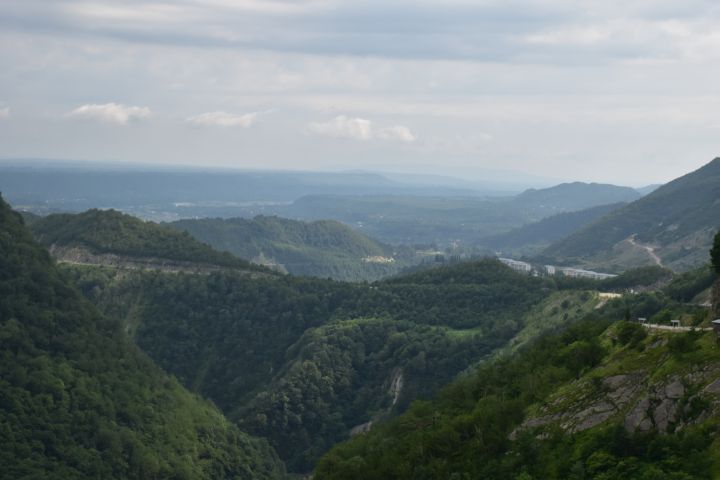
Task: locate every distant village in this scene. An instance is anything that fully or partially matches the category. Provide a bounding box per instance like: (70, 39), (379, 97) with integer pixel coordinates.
(498, 257), (617, 280)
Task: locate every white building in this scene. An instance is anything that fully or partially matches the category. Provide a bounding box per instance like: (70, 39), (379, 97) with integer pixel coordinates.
(557, 267), (617, 280)
(499, 257), (532, 273)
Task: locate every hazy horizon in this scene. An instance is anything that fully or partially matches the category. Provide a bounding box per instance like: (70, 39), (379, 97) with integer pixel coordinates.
(0, 156), (670, 191)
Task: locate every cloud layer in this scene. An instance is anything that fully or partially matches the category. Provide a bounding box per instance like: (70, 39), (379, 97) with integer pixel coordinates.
(308, 116), (416, 142)
(186, 111), (258, 128)
(67, 103), (151, 125)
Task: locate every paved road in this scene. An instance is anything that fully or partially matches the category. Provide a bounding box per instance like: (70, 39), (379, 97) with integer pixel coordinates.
(641, 323), (713, 332)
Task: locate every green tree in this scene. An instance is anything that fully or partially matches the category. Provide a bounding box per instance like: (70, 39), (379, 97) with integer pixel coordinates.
(711, 230), (720, 274)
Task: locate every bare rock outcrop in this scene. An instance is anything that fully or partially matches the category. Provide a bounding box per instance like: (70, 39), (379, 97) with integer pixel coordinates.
(515, 368), (720, 440)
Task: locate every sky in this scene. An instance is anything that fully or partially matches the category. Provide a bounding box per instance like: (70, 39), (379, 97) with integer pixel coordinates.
(1, 0), (720, 186)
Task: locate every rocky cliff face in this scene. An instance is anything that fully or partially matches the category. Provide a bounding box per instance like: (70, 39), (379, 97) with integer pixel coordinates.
(511, 325), (720, 441)
(513, 365), (720, 439)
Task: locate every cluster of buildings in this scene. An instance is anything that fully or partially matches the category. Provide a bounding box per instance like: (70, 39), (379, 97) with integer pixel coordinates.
(498, 257), (617, 280)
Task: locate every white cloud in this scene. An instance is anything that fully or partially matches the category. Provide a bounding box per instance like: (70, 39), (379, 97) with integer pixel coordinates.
(308, 115), (415, 142)
(186, 111), (258, 128)
(308, 115), (373, 140)
(0, 107), (9, 119)
(67, 103), (151, 125)
(376, 125), (417, 142)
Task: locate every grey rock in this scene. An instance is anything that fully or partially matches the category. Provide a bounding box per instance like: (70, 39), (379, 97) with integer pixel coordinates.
(603, 375), (630, 390)
(572, 410), (616, 433)
(665, 379), (685, 399)
(625, 397), (650, 432)
(652, 398), (678, 433)
(703, 378), (720, 395)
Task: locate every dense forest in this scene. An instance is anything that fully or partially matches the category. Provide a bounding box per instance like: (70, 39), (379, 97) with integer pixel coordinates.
(0, 196), (285, 479)
(316, 279), (720, 479)
(42, 205), (718, 473)
(6, 190), (720, 478)
(169, 215), (416, 281)
(62, 259), (561, 471)
(30, 209), (264, 271)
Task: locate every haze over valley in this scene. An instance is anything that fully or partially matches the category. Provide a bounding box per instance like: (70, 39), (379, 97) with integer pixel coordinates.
(3, 1), (720, 479)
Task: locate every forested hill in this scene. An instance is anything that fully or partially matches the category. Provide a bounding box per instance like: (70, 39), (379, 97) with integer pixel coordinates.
(481, 202), (626, 252)
(63, 256), (566, 472)
(316, 258), (720, 479)
(513, 182), (640, 211)
(542, 157), (720, 272)
(0, 196), (286, 479)
(169, 215), (413, 281)
(30, 209), (267, 272)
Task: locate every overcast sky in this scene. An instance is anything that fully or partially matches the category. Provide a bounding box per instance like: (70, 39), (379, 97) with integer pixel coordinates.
(1, 0), (720, 185)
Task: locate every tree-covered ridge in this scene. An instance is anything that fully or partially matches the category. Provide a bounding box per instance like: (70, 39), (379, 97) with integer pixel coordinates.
(169, 215), (414, 281)
(481, 202), (626, 252)
(0, 196), (285, 479)
(62, 258), (558, 472)
(316, 300), (720, 480)
(31, 209), (266, 271)
(712, 231), (720, 274)
(542, 157), (720, 272)
(513, 182), (639, 211)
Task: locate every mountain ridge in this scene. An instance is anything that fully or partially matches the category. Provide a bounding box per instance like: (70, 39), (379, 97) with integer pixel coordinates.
(542, 157), (720, 272)
(169, 215), (413, 281)
(0, 195), (286, 479)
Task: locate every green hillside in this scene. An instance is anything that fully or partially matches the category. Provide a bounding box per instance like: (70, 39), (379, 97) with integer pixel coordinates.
(513, 182), (640, 211)
(315, 272), (720, 480)
(482, 202), (626, 253)
(274, 182), (639, 247)
(61, 258), (569, 472)
(0, 196), (285, 479)
(30, 209), (265, 272)
(169, 215), (414, 281)
(543, 158), (720, 272)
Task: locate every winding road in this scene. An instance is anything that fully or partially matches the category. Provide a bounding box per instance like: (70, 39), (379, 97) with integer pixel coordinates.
(627, 234), (663, 267)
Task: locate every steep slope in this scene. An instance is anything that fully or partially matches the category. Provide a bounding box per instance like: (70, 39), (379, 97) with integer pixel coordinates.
(636, 184), (663, 196)
(316, 289), (720, 480)
(30, 209), (266, 273)
(482, 202), (626, 252)
(543, 158), (720, 272)
(169, 215), (413, 281)
(0, 196), (285, 479)
(62, 258), (558, 472)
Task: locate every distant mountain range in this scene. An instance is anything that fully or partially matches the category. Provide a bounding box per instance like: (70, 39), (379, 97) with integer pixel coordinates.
(542, 157), (720, 272)
(0, 162), (491, 217)
(1, 160), (649, 247)
(259, 182), (644, 246)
